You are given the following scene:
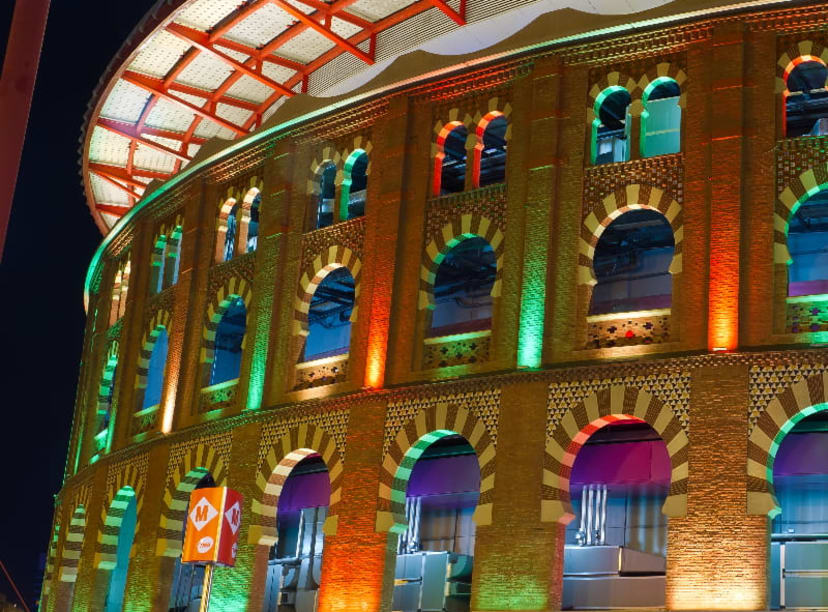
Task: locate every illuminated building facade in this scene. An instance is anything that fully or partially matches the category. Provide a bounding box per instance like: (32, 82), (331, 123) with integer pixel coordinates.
(44, 0), (828, 610)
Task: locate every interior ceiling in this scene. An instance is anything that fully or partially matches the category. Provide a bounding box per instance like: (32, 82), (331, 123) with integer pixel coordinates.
(82, 0), (746, 234)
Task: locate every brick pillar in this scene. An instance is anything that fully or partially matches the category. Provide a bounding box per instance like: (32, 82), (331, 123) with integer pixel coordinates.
(317, 396), (397, 612)
(666, 364), (768, 609)
(207, 422), (262, 610)
(517, 56), (560, 368)
(174, 180), (217, 429)
(471, 379), (566, 611)
(678, 41), (711, 350)
(360, 96), (408, 388)
(707, 23), (746, 351)
(65, 468), (108, 610)
(741, 30), (779, 346)
(546, 64), (588, 361)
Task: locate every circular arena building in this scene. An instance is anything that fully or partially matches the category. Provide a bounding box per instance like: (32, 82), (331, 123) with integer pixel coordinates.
(44, 0), (828, 609)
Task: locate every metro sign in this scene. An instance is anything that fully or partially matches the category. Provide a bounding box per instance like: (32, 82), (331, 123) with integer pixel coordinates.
(181, 487), (244, 566)
(190, 496), (219, 531)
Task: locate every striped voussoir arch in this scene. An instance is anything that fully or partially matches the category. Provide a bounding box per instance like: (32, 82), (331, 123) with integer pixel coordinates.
(249, 424), (345, 546)
(135, 309), (172, 394)
(293, 246), (362, 336)
(587, 70), (638, 118)
(578, 184), (683, 286)
(95, 465), (143, 569)
(57, 502), (87, 583)
(542, 385), (689, 524)
(748, 372), (828, 517)
(42, 519), (61, 599)
(776, 40), (828, 93)
(157, 444), (228, 557)
(375, 403), (496, 534)
(419, 215), (504, 309)
(638, 62), (687, 101)
(98, 341), (119, 413)
(201, 276), (252, 374)
(774, 165), (828, 265)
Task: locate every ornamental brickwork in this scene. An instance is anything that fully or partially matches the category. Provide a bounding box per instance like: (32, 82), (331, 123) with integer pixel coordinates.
(52, 4), (828, 612)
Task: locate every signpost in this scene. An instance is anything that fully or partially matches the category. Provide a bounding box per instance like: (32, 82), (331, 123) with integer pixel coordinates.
(181, 487), (243, 611)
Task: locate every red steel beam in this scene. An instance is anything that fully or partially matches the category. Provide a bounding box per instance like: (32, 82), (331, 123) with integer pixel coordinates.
(89, 163), (171, 183)
(121, 71), (248, 136)
(209, 0), (269, 42)
(126, 71), (260, 112)
(163, 47), (201, 88)
(290, 0), (374, 29)
(166, 23), (297, 98)
(270, 0), (374, 65)
(424, 0), (465, 25)
(97, 119), (193, 162)
(212, 36), (305, 73)
(90, 168), (144, 200)
(95, 203), (131, 218)
(0, 0), (50, 260)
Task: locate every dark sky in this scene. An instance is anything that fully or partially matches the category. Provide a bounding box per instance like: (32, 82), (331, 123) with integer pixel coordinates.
(0, 1), (156, 606)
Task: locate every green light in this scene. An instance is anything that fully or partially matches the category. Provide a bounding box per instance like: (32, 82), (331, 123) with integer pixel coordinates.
(517, 170), (551, 369)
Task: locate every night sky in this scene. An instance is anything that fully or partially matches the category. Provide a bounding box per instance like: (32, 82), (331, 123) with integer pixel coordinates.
(0, 1), (156, 606)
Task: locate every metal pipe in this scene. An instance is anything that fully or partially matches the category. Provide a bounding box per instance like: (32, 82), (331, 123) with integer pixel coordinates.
(599, 484), (608, 545)
(586, 485), (595, 546)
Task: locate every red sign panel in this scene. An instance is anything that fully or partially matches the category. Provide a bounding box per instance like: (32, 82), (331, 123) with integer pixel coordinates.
(181, 487), (243, 566)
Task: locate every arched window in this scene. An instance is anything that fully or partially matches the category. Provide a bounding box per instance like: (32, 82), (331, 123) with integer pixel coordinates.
(392, 433), (480, 608)
(149, 234), (167, 295)
(475, 113), (507, 187)
(787, 189), (828, 297)
(109, 259), (130, 326)
(434, 122), (468, 196)
(315, 162), (337, 229)
(103, 489), (137, 612)
(641, 78), (681, 157)
(263, 454), (330, 610)
(247, 192), (261, 253)
(209, 297), (247, 385)
(216, 198), (239, 263)
(169, 473), (215, 610)
(592, 87), (632, 165)
(94, 353), (118, 458)
(341, 150), (368, 220)
(142, 327), (168, 410)
(563, 419), (670, 609)
(304, 267), (355, 361)
(784, 59), (828, 137)
(163, 225), (183, 288)
(431, 237), (496, 337)
(768, 409), (828, 609)
(590, 209), (675, 315)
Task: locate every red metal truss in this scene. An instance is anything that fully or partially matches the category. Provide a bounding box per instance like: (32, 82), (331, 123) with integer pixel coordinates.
(424, 0), (465, 25)
(95, 203), (131, 219)
(88, 0), (472, 230)
(165, 23), (297, 98)
(90, 168), (144, 200)
(270, 0), (375, 65)
(96, 118), (193, 163)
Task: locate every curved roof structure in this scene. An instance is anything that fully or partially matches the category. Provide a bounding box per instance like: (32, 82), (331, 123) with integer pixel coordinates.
(82, 0), (689, 233)
(82, 0), (783, 234)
